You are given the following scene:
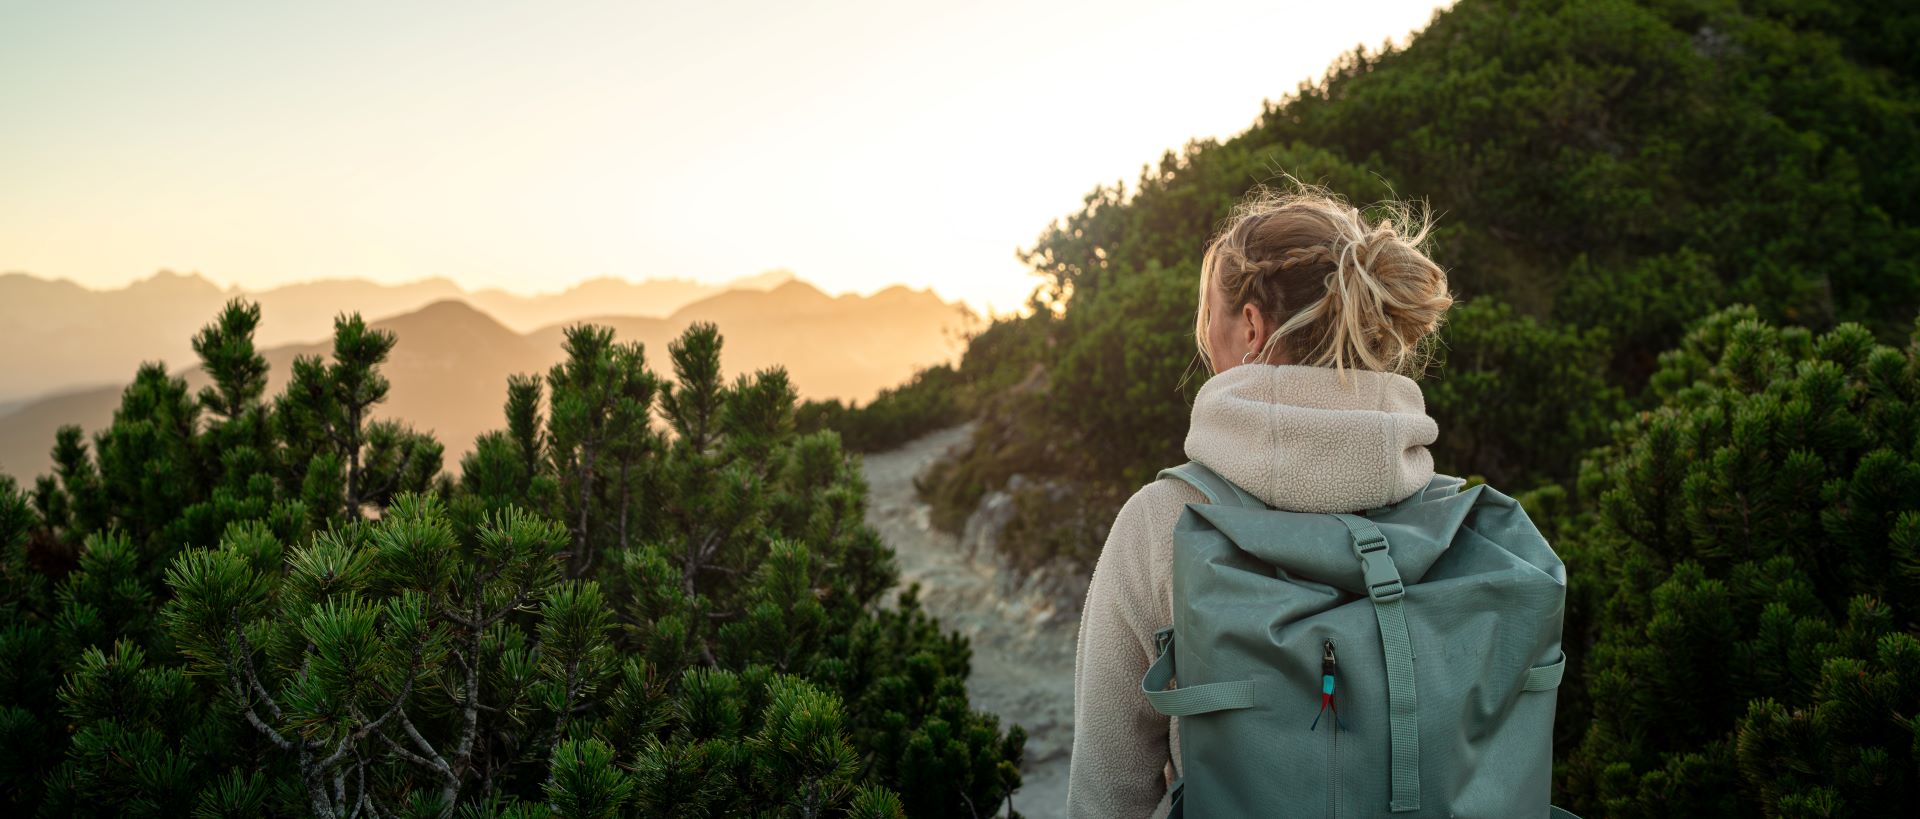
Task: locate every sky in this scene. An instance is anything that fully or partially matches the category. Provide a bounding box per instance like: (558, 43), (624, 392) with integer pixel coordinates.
(0, 0), (1450, 316)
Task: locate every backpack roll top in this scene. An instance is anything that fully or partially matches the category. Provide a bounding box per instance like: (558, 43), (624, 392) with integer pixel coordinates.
(1149, 461), (1572, 819)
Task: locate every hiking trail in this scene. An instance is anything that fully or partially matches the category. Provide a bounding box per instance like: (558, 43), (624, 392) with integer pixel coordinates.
(862, 424), (1077, 819)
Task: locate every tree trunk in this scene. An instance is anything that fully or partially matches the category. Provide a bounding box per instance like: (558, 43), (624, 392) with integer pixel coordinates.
(345, 404), (363, 520)
(616, 460), (632, 554)
(572, 440), (597, 577)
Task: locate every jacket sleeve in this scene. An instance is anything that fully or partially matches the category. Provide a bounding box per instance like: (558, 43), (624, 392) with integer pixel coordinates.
(1067, 480), (1195, 819)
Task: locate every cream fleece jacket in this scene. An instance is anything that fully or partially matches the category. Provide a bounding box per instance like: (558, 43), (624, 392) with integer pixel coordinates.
(1065, 363), (1438, 819)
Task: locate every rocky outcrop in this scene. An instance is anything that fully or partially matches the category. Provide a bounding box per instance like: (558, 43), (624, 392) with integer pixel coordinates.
(959, 474), (1093, 625)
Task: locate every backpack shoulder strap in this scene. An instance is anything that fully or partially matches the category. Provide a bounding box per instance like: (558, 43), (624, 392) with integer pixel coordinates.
(1156, 461), (1266, 509)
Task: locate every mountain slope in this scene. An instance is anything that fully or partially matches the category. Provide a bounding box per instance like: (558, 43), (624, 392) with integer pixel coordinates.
(0, 269), (796, 402)
(0, 282), (971, 479)
(525, 280), (969, 400)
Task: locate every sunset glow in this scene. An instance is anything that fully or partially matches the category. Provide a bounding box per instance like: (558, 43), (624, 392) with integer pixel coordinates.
(0, 0), (1451, 315)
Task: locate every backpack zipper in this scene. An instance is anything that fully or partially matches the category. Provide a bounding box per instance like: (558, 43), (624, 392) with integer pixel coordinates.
(1314, 638), (1345, 819)
(1330, 713), (1342, 819)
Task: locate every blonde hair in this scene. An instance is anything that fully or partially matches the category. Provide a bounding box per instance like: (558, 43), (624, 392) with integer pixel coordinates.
(1195, 182), (1453, 377)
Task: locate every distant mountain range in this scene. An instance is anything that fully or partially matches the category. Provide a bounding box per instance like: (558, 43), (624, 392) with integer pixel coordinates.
(0, 275), (973, 480)
(0, 268), (796, 403)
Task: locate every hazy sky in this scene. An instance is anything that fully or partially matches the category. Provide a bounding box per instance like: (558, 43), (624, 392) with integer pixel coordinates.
(1, 0), (1449, 315)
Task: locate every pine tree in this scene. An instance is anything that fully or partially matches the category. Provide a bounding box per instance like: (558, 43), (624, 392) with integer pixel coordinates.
(592, 323), (1022, 817)
(193, 299), (270, 424)
(545, 325), (660, 578)
(276, 313), (433, 522)
(162, 495), (584, 817)
(0, 476), (59, 810)
(4, 305), (1022, 817)
(1558, 306), (1920, 816)
(92, 363), (202, 551)
(179, 299), (302, 557)
(506, 374), (545, 481)
(460, 376), (559, 518)
(30, 424), (101, 562)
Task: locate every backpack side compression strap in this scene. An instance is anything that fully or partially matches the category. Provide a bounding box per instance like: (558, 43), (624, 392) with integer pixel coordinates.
(1333, 512), (1423, 813)
(1141, 627), (1257, 717)
(1157, 461), (1266, 509)
(1524, 652), (1567, 692)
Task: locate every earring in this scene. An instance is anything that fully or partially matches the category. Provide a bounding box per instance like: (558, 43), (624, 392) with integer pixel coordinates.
(1242, 349), (1258, 365)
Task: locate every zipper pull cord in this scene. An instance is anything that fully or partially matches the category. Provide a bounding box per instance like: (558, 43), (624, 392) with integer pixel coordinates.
(1311, 638), (1350, 732)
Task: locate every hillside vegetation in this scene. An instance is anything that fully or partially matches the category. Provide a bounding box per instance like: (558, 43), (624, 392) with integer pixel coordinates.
(815, 0), (1920, 814)
(0, 302), (1021, 817)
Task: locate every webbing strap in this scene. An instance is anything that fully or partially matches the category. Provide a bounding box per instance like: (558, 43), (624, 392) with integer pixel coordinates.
(1333, 513), (1422, 813)
(1523, 652), (1566, 692)
(1157, 461), (1266, 509)
(1140, 630), (1257, 717)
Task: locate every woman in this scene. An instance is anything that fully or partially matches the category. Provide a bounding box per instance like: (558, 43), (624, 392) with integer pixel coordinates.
(1066, 183), (1454, 818)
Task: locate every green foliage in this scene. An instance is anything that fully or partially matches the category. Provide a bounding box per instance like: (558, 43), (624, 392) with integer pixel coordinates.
(193, 299), (270, 422)
(153, 498), (576, 817)
(544, 324), (659, 577)
(1048, 260), (1212, 486)
(276, 313), (440, 523)
(1425, 298), (1627, 485)
(0, 302), (1021, 817)
(546, 738), (631, 819)
(923, 0), (1920, 553)
(1557, 308), (1920, 815)
(799, 364), (967, 454)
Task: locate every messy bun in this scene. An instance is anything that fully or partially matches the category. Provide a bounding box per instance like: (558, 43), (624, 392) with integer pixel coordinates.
(1195, 181), (1454, 377)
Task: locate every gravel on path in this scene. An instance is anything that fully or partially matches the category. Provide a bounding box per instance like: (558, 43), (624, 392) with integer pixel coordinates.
(861, 424), (1078, 819)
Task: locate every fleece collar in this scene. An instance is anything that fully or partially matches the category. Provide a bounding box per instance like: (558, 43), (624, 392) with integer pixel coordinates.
(1184, 364), (1437, 513)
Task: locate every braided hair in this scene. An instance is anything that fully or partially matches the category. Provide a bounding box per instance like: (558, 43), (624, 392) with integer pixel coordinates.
(1195, 181), (1453, 377)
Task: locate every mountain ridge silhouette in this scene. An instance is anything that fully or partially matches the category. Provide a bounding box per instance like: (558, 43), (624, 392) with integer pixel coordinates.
(0, 268), (810, 402)
(0, 276), (971, 480)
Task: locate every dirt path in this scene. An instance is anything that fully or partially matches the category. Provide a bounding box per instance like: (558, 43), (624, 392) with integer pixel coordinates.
(862, 424), (1077, 819)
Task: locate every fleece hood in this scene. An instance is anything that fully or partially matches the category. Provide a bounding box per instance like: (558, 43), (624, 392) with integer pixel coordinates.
(1183, 363), (1438, 514)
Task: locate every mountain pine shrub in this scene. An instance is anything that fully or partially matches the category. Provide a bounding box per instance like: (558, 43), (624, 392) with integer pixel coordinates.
(0, 302), (1023, 817)
(1558, 306), (1920, 816)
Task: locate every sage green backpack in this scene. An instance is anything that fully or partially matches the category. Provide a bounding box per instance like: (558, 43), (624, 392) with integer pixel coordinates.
(1145, 461), (1579, 818)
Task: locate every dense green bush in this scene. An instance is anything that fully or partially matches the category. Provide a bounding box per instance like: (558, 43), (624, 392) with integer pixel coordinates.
(1424, 298), (1627, 485)
(0, 302), (1022, 817)
(799, 364), (967, 454)
(1557, 307), (1920, 815)
(927, 0), (1920, 517)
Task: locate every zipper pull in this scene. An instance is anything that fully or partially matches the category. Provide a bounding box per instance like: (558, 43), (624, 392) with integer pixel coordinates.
(1311, 638), (1348, 731)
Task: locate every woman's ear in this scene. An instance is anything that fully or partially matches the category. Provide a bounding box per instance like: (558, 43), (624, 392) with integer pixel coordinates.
(1241, 302), (1269, 357)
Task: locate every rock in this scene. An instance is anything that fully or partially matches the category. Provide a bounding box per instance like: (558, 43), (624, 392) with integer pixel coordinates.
(863, 424), (1076, 819)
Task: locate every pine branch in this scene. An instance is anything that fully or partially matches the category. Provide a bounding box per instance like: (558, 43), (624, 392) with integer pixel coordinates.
(397, 711), (455, 782)
(374, 727), (442, 773)
(352, 626), (431, 740)
(545, 658), (586, 766)
(227, 675), (294, 751)
(444, 593), (488, 808)
(315, 733), (356, 784)
(234, 627), (285, 722)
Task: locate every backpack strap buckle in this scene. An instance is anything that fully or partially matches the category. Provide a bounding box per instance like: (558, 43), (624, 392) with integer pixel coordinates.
(1366, 573), (1406, 603)
(1344, 519), (1405, 602)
